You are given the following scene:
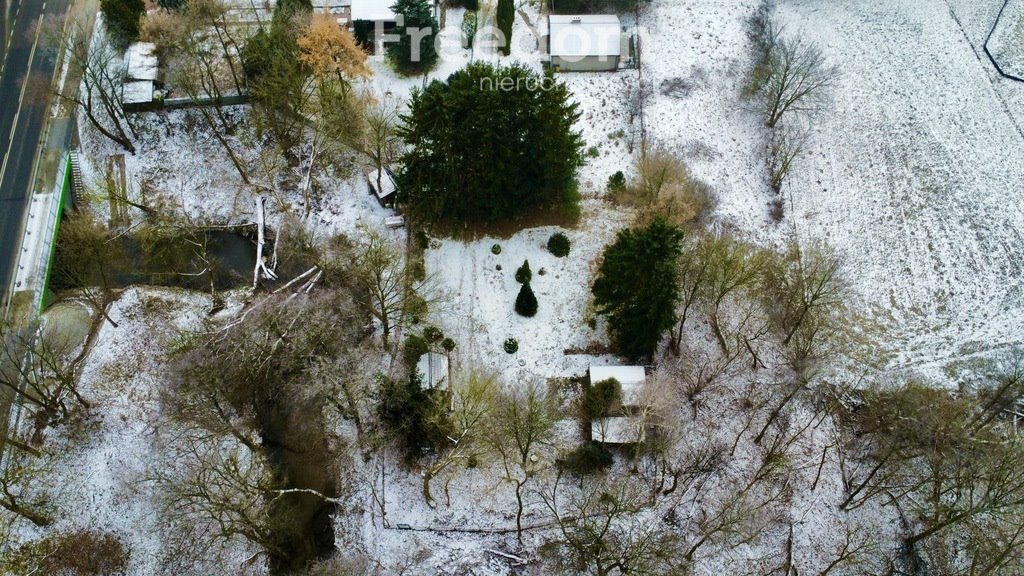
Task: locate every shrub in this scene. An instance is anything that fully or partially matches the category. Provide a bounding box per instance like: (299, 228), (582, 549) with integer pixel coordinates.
(461, 10), (478, 48)
(415, 229), (430, 250)
(504, 337), (519, 354)
(547, 232), (571, 257)
(582, 377), (622, 420)
(515, 281), (538, 317)
(496, 264), (502, 271)
(403, 334), (429, 366)
(491, 243), (502, 255)
(423, 325), (444, 343)
(558, 441), (613, 476)
(441, 337), (456, 352)
(617, 148), (717, 228)
(377, 374), (449, 463)
(769, 197), (784, 223)
(515, 259), (532, 284)
(607, 171), (626, 194)
(587, 146), (600, 158)
(7, 531), (129, 576)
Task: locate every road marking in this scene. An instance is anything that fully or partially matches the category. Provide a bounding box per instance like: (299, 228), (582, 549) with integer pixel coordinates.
(0, 12), (43, 200)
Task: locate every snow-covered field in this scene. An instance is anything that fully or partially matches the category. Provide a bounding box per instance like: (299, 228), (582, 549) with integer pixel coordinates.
(989, 0), (1024, 78)
(631, 0), (1024, 384)
(777, 0), (1024, 381)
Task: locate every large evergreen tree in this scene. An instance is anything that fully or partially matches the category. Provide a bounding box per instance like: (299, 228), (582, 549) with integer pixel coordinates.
(398, 62), (584, 225)
(496, 0), (514, 56)
(591, 218), (684, 359)
(388, 0), (439, 74)
(100, 0), (145, 50)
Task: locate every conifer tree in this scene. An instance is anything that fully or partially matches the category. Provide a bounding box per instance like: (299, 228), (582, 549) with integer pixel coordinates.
(496, 0), (514, 56)
(515, 260), (532, 284)
(388, 0), (439, 74)
(592, 217), (684, 359)
(515, 281), (538, 317)
(399, 62), (584, 224)
(100, 0), (145, 50)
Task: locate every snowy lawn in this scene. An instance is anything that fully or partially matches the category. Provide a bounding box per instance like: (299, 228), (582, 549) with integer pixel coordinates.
(29, 288), (261, 575)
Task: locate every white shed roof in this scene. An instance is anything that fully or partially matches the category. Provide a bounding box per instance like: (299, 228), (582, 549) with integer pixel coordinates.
(367, 168), (397, 199)
(592, 416), (645, 445)
(416, 352), (449, 389)
(125, 42), (158, 81)
(351, 0), (395, 22)
(122, 80), (154, 104)
(589, 365), (645, 406)
(547, 15), (621, 59)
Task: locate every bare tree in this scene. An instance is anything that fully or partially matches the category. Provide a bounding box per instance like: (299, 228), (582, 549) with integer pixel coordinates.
(155, 435), (282, 559)
(834, 381), (1024, 573)
(0, 439), (54, 527)
(767, 124), (806, 193)
(487, 381), (558, 541)
(746, 13), (838, 129)
(671, 234), (714, 353)
(421, 371), (496, 508)
(359, 95), (403, 196)
(0, 322), (89, 428)
(348, 228), (429, 349)
(53, 20), (137, 153)
(697, 235), (770, 355)
(51, 212), (128, 328)
(539, 472), (686, 575)
(763, 242), (844, 348)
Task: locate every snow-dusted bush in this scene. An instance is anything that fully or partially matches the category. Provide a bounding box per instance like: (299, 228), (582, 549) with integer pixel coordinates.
(504, 337), (519, 354)
(558, 441), (613, 476)
(515, 259), (532, 284)
(547, 232), (571, 257)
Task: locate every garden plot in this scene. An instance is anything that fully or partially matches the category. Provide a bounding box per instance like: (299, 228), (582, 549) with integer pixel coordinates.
(424, 199), (630, 384)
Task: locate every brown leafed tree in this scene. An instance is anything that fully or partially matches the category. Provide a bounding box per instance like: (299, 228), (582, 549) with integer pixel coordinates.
(297, 11), (371, 92)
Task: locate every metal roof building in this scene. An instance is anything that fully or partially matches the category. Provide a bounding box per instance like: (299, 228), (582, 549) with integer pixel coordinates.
(545, 15), (622, 72)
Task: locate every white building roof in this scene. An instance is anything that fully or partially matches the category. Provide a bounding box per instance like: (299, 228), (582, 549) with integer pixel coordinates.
(351, 0), (396, 22)
(416, 352), (449, 389)
(122, 80), (154, 104)
(592, 416), (644, 445)
(367, 168), (397, 200)
(589, 365), (645, 406)
(125, 42), (158, 81)
(547, 15), (621, 59)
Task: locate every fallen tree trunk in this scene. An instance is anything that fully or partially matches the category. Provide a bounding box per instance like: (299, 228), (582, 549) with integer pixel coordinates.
(253, 197), (278, 288)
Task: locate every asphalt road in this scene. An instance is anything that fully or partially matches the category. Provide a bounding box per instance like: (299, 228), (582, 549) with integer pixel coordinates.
(0, 0), (69, 308)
